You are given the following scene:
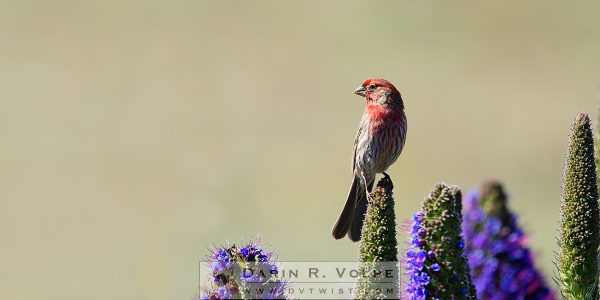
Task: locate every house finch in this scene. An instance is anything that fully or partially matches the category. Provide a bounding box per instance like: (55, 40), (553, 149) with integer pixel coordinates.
(332, 78), (407, 242)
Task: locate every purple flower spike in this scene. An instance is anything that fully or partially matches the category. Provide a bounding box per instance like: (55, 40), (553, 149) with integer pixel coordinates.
(462, 183), (555, 300)
(404, 184), (475, 299)
(199, 238), (288, 299)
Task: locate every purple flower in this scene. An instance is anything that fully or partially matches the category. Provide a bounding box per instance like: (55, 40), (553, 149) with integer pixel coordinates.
(215, 248), (229, 262)
(405, 213), (433, 298)
(201, 239), (288, 299)
(427, 251), (436, 260)
(413, 212), (423, 223)
(462, 189), (555, 300)
(239, 247), (250, 257)
(457, 240), (465, 250)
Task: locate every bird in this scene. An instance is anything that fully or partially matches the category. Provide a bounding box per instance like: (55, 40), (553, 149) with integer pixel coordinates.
(332, 78), (407, 242)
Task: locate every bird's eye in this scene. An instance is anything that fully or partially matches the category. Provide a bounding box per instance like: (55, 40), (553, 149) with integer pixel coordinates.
(368, 84), (377, 90)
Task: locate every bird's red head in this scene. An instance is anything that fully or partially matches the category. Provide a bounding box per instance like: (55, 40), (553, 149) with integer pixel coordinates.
(354, 78), (403, 108)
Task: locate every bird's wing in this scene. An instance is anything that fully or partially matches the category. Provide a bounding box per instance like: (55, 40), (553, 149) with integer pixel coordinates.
(351, 123), (363, 174)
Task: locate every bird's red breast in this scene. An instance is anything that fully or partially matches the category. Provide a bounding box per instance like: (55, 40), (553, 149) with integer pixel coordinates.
(365, 104), (404, 128)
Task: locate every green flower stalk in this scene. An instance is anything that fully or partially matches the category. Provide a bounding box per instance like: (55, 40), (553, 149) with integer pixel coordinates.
(355, 174), (399, 300)
(557, 112), (600, 300)
(451, 184), (464, 220)
(405, 183), (475, 299)
(596, 99), (600, 197)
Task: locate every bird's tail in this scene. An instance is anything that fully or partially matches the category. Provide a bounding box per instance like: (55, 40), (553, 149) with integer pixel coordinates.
(332, 177), (373, 241)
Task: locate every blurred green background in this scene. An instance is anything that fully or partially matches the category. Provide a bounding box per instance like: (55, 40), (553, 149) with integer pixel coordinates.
(1, 1), (600, 299)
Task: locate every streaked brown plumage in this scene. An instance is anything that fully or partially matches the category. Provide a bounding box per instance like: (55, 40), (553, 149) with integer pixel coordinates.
(332, 78), (407, 242)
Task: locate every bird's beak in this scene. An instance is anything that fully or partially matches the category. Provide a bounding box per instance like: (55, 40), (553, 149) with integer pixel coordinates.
(354, 86), (367, 97)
